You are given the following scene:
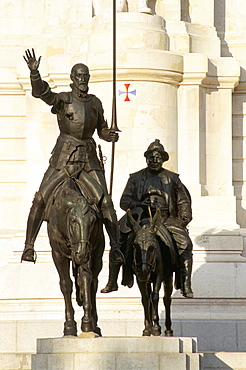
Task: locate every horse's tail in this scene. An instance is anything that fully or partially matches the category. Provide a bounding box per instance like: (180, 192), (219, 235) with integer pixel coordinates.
(72, 265), (83, 307)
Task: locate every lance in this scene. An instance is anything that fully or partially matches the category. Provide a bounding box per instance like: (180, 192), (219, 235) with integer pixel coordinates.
(109, 0), (121, 195)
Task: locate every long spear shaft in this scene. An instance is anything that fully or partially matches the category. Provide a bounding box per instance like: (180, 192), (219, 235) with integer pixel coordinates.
(109, 0), (120, 195)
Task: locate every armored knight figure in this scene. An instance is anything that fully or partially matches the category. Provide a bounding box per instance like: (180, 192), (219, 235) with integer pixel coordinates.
(21, 49), (123, 265)
(101, 139), (194, 298)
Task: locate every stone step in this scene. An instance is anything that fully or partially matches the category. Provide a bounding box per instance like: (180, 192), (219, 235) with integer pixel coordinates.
(32, 336), (200, 370)
(200, 352), (246, 369)
(36, 336), (198, 354)
(2, 348), (246, 369)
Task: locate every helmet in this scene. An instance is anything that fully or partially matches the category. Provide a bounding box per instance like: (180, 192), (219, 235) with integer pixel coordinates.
(144, 139), (169, 162)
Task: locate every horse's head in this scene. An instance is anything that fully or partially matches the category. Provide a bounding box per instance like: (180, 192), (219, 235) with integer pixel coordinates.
(67, 195), (97, 266)
(127, 208), (162, 282)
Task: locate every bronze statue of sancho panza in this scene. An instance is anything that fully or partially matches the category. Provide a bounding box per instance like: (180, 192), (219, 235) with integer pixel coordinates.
(102, 139), (193, 298)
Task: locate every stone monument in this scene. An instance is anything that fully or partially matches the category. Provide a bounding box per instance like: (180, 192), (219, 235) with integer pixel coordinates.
(1, 1), (246, 369)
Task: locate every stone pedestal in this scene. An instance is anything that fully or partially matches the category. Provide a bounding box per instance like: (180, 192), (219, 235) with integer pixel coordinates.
(31, 336), (199, 370)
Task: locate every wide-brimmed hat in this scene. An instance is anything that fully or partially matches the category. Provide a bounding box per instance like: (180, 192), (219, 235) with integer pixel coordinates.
(144, 139), (169, 162)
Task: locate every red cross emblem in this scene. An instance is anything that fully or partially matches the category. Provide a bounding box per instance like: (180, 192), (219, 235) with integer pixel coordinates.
(119, 83), (136, 101)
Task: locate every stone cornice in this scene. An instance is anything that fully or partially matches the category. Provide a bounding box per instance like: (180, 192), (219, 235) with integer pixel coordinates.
(201, 75), (240, 89)
(180, 72), (207, 86)
(181, 54), (240, 89)
(16, 67), (240, 92)
(234, 81), (246, 94)
(0, 82), (26, 95)
(17, 68), (183, 91)
(16, 76), (57, 92)
(90, 68), (183, 86)
(181, 71), (240, 89)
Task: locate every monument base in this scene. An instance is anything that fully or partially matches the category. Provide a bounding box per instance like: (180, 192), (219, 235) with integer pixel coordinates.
(31, 336), (199, 370)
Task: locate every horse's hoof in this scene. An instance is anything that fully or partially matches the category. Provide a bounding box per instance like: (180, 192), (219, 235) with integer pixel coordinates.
(165, 329), (173, 337)
(64, 320), (77, 336)
(81, 319), (95, 333)
(142, 329), (151, 336)
(94, 326), (102, 337)
(152, 327), (162, 336)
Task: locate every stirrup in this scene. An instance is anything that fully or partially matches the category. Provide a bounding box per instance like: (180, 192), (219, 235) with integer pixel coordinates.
(109, 249), (125, 264)
(21, 246), (37, 264)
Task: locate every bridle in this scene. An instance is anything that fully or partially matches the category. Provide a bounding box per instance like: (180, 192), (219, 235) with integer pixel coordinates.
(66, 198), (97, 266)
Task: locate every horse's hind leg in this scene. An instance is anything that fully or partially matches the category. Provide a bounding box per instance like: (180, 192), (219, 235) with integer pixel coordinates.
(52, 250), (77, 336)
(163, 274), (173, 337)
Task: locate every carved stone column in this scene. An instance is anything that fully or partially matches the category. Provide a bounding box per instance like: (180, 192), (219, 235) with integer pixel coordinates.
(178, 53), (240, 228)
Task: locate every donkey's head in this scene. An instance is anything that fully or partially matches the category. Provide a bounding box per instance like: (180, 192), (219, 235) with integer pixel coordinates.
(127, 208), (162, 282)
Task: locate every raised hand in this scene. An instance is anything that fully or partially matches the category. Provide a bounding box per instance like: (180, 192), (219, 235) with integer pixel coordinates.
(23, 48), (41, 71)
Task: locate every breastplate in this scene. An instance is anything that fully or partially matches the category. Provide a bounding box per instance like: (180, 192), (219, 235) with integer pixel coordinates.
(57, 97), (98, 141)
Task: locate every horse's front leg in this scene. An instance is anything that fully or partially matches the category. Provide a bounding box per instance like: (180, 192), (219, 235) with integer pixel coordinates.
(52, 249), (77, 336)
(90, 242), (104, 337)
(137, 280), (152, 336)
(163, 274), (173, 337)
(77, 264), (94, 333)
(151, 275), (162, 336)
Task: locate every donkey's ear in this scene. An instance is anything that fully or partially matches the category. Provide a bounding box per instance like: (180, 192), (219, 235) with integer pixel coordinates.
(150, 208), (162, 233)
(126, 209), (141, 233)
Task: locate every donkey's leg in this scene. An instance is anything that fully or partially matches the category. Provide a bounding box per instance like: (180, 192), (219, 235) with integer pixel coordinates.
(163, 274), (173, 337)
(151, 276), (162, 336)
(77, 264), (94, 333)
(52, 249), (77, 336)
(137, 280), (152, 336)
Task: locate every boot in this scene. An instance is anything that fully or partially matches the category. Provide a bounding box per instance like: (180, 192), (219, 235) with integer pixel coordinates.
(101, 198), (124, 292)
(102, 202), (125, 265)
(21, 192), (45, 263)
(180, 257), (193, 298)
(100, 262), (121, 293)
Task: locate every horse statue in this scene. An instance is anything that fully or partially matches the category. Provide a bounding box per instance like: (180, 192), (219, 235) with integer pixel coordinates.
(47, 177), (105, 337)
(123, 208), (179, 337)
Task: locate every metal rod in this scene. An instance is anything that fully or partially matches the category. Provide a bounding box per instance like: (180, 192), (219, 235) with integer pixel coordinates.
(112, 0), (116, 127)
(109, 141), (115, 195)
(109, 0), (118, 195)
